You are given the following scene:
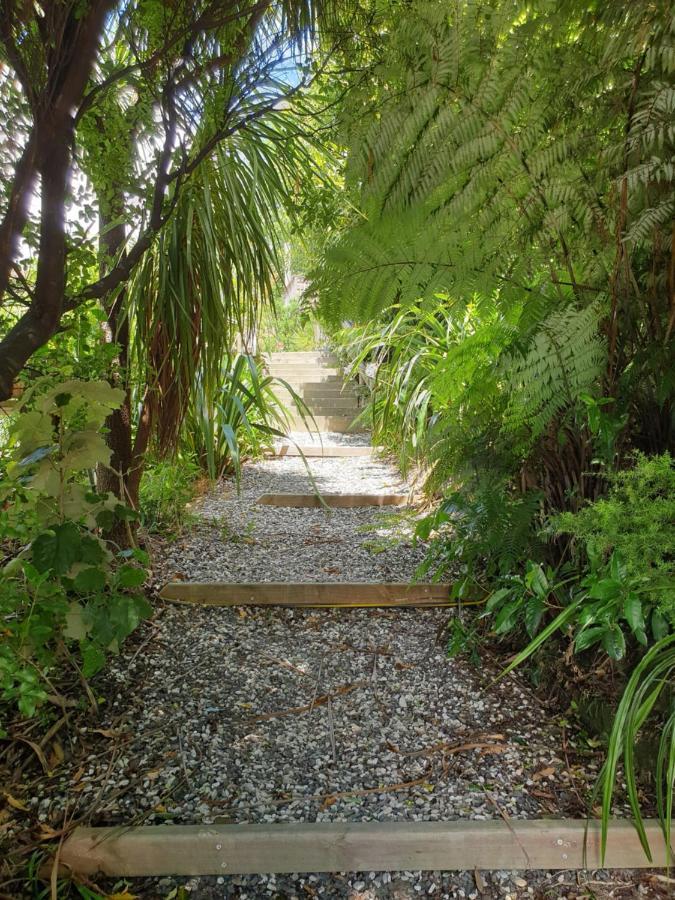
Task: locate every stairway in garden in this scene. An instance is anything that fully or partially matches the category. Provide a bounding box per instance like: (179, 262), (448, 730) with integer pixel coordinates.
(265, 350), (364, 433)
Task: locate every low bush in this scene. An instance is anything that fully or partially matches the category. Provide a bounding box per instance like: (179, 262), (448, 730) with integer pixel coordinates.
(0, 379), (151, 731)
(139, 455), (201, 536)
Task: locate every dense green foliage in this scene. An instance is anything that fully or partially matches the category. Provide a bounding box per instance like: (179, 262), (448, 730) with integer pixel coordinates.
(183, 352), (313, 483)
(0, 381), (150, 729)
(553, 453), (675, 622)
(139, 455), (201, 537)
(259, 298), (317, 352)
(311, 0), (674, 852)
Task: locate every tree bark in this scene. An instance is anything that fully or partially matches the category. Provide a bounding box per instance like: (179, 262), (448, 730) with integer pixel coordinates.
(96, 197), (134, 508)
(0, 0), (113, 400)
(96, 194), (153, 536)
(0, 113), (71, 399)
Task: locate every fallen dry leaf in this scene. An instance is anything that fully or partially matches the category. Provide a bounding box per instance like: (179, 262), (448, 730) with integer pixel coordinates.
(35, 823), (64, 841)
(249, 681), (366, 722)
(4, 793), (29, 812)
(91, 728), (129, 739)
(48, 739), (65, 768)
(474, 869), (487, 895)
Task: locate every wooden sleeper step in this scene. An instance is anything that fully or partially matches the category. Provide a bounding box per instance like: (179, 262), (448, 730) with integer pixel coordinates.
(60, 819), (675, 877)
(159, 582), (452, 607)
(256, 493), (407, 508)
(272, 445), (376, 458)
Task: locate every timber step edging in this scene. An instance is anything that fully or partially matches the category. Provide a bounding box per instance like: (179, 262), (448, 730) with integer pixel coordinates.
(59, 819), (675, 877)
(257, 493), (408, 508)
(272, 445), (377, 457)
(159, 582), (452, 607)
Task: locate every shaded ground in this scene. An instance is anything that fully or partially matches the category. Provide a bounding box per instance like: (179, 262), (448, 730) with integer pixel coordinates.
(2, 439), (668, 899)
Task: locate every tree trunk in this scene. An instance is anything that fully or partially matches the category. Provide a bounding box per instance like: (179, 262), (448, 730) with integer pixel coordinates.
(96, 193), (139, 546)
(0, 114), (72, 399)
(96, 194), (155, 541)
(0, 0), (113, 400)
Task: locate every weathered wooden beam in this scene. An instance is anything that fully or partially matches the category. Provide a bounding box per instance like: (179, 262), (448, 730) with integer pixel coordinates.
(273, 445), (377, 458)
(59, 820), (674, 877)
(257, 493), (408, 508)
(159, 582), (452, 607)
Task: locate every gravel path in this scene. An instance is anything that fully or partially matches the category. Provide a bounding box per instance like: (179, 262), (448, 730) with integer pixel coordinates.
(27, 437), (661, 899)
(160, 448), (424, 584)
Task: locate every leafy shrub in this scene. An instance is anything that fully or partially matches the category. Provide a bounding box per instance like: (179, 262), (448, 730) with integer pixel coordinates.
(140, 455), (200, 536)
(489, 455), (675, 857)
(553, 453), (675, 623)
(417, 479), (543, 590)
(259, 298), (317, 352)
(0, 379), (151, 731)
(184, 353), (313, 483)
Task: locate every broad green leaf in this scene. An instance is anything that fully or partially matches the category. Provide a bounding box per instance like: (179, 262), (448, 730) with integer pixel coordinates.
(623, 595), (645, 636)
(587, 578), (621, 601)
(493, 599), (520, 634)
(80, 535), (106, 565)
(62, 431), (112, 470)
(95, 509), (115, 530)
(117, 565), (146, 589)
(485, 587), (511, 612)
(526, 562), (548, 598)
(74, 567), (107, 593)
(29, 461), (61, 497)
(64, 602), (89, 640)
(114, 504), (139, 522)
(32, 523), (82, 575)
(601, 624), (626, 660)
(575, 625), (605, 652)
(524, 594), (546, 637)
(651, 610), (669, 641)
(80, 642), (106, 678)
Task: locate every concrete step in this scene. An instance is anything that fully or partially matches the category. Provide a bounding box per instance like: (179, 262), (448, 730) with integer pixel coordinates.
(267, 351), (339, 364)
(276, 386), (360, 401)
(301, 385), (360, 398)
(269, 372), (344, 384)
(285, 414), (367, 433)
(278, 397), (361, 412)
(268, 366), (343, 378)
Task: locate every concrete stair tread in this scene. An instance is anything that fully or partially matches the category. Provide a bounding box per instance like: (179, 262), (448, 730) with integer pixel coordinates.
(265, 351), (364, 434)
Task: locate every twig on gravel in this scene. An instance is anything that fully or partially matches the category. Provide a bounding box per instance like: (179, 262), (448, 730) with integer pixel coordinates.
(82, 742), (122, 824)
(47, 803), (78, 900)
(89, 776), (190, 848)
(485, 790), (532, 867)
(388, 735), (507, 758)
(177, 726), (193, 789)
(209, 770), (436, 814)
(249, 681), (367, 721)
(128, 622), (162, 665)
(327, 697), (337, 764)
(319, 772), (433, 810)
(260, 652), (310, 678)
(307, 653), (326, 714)
(9, 735), (49, 779)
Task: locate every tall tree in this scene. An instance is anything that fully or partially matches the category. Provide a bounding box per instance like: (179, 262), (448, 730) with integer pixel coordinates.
(0, 0), (348, 525)
(0, 0), (338, 400)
